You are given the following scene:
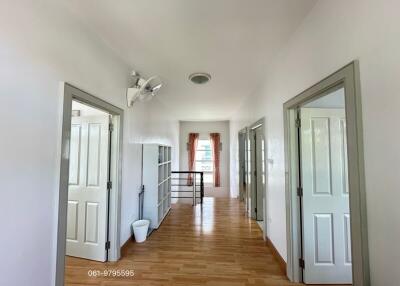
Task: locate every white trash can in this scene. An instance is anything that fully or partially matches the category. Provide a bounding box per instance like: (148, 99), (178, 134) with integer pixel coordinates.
(132, 220), (150, 243)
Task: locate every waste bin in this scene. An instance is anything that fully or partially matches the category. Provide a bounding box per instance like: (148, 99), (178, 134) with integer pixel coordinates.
(132, 220), (150, 243)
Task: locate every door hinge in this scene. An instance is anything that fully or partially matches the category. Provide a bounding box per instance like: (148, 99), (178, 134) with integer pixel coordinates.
(295, 118), (301, 128)
(299, 258), (305, 269)
(105, 241), (111, 250)
(255, 207), (257, 213)
(297, 186), (303, 197)
(107, 181), (112, 190)
(109, 123), (114, 132)
(254, 170), (257, 177)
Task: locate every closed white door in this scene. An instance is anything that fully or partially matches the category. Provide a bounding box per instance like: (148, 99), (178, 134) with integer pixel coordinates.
(300, 108), (351, 284)
(67, 115), (110, 262)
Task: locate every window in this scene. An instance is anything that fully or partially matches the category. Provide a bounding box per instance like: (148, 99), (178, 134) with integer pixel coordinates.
(195, 139), (214, 184)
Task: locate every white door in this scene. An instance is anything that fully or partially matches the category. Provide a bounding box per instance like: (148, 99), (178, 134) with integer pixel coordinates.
(300, 108), (351, 284)
(67, 115), (110, 262)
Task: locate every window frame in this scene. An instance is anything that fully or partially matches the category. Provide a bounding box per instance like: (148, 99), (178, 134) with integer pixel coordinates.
(194, 139), (214, 185)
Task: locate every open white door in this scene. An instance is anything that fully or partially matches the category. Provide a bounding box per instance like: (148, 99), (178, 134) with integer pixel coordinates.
(66, 115), (110, 262)
(300, 108), (351, 284)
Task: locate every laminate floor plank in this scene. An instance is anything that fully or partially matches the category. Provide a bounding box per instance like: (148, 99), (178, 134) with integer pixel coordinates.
(65, 198), (346, 286)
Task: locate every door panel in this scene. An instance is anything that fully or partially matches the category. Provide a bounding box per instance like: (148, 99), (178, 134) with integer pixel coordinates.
(344, 213), (352, 264)
(313, 213), (334, 264)
(69, 124), (81, 185)
(339, 119), (349, 194)
(85, 202), (99, 243)
(87, 123), (101, 186)
(310, 117), (331, 195)
(66, 115), (110, 262)
(301, 108), (351, 284)
(66, 201), (79, 241)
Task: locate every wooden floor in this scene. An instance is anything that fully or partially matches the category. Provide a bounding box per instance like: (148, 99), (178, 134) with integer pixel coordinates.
(65, 198), (315, 285)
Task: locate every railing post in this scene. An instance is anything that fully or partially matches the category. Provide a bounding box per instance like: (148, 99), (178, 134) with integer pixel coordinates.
(192, 173), (196, 206)
(200, 172), (204, 205)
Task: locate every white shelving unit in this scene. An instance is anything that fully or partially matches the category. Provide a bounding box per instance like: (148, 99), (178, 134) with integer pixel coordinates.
(142, 144), (172, 229)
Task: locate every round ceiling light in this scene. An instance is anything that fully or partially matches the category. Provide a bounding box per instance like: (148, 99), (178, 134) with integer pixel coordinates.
(189, 73), (211, 84)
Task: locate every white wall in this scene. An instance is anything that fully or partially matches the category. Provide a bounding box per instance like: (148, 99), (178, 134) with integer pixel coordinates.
(230, 0), (400, 284)
(0, 1), (178, 285)
(121, 99), (179, 243)
(180, 121), (230, 197)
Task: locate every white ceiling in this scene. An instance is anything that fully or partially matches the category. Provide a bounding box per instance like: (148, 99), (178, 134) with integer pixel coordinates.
(64, 0), (317, 120)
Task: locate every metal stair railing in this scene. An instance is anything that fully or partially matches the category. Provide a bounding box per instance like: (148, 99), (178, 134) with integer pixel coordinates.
(171, 171), (204, 205)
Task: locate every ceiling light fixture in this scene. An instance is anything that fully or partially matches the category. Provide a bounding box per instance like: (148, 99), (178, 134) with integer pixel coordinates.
(189, 73), (211, 84)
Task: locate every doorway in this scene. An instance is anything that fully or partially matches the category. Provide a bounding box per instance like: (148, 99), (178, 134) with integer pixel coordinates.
(56, 83), (123, 286)
(238, 128), (249, 212)
(252, 126), (264, 222)
(300, 88), (351, 283)
(66, 101), (112, 262)
(284, 62), (369, 285)
(248, 118), (267, 235)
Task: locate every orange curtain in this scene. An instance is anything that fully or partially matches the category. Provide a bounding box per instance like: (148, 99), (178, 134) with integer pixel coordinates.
(210, 133), (221, 187)
(187, 133), (199, 186)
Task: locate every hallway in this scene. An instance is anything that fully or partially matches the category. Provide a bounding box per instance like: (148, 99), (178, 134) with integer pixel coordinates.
(65, 198), (294, 286)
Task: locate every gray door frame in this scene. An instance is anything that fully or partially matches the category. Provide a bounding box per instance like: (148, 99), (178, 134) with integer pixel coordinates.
(55, 83), (124, 286)
(283, 61), (370, 285)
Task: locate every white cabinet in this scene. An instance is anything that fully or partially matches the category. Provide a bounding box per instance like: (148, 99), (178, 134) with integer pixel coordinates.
(142, 144), (172, 229)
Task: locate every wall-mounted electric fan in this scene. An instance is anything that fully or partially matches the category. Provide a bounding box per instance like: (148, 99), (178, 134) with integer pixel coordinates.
(127, 71), (163, 107)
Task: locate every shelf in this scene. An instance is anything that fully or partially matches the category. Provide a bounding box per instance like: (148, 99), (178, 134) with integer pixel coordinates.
(163, 198), (168, 216)
(158, 160), (172, 166)
(161, 207), (171, 223)
(158, 204), (163, 222)
(158, 146), (172, 164)
(144, 144), (172, 230)
(158, 176), (171, 186)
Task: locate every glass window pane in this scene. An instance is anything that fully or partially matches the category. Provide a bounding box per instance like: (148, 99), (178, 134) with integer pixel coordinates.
(194, 139), (214, 185)
(195, 150), (212, 161)
(203, 173), (213, 184)
(195, 161), (213, 172)
(197, 139), (212, 150)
